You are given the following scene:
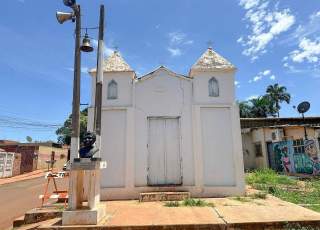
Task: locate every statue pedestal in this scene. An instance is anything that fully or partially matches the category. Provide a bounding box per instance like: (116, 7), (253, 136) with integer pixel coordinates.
(62, 158), (107, 225)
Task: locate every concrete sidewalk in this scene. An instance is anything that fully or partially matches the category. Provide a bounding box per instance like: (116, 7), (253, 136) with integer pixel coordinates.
(37, 195), (320, 229)
(0, 170), (45, 186)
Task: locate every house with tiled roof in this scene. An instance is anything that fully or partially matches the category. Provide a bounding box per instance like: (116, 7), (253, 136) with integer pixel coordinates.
(87, 47), (245, 200)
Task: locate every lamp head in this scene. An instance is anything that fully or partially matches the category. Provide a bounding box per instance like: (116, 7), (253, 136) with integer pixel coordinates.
(56, 11), (75, 24)
(63, 0), (76, 7)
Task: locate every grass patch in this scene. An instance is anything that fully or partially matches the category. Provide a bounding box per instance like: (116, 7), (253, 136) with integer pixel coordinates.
(246, 168), (296, 186)
(164, 198), (214, 207)
(164, 201), (180, 207)
(249, 191), (267, 199)
(246, 169), (320, 213)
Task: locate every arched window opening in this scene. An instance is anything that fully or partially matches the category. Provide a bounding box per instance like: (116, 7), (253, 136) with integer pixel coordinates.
(107, 80), (118, 100)
(208, 77), (219, 97)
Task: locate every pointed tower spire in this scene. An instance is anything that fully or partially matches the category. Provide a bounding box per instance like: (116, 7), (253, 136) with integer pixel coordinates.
(103, 50), (132, 72)
(190, 47), (235, 76)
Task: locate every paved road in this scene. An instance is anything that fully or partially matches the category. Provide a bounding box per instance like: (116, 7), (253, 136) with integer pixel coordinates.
(0, 177), (67, 230)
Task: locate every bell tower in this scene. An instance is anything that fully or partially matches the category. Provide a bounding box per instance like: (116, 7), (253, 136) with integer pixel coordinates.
(189, 47), (236, 105)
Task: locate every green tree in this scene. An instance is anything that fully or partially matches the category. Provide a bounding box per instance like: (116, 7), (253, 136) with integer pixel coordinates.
(238, 101), (253, 118)
(26, 136), (33, 143)
(266, 83), (291, 117)
(249, 96), (276, 118)
(56, 108), (88, 145)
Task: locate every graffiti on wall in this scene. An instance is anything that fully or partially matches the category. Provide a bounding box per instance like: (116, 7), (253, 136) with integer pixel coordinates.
(273, 141), (294, 173)
(272, 139), (320, 175)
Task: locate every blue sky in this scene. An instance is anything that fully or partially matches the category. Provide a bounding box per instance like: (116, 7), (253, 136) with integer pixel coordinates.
(1, 0), (319, 142)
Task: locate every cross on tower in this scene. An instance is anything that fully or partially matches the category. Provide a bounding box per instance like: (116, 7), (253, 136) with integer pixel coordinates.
(113, 45), (119, 52)
(207, 40), (213, 49)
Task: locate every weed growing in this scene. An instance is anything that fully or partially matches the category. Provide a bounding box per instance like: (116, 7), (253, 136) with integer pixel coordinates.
(164, 198), (214, 207)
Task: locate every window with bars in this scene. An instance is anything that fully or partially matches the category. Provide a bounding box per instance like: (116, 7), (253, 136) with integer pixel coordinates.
(293, 138), (305, 154)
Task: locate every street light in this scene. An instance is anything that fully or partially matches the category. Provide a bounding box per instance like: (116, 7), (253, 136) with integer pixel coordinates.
(56, 0), (94, 161)
(56, 0), (105, 161)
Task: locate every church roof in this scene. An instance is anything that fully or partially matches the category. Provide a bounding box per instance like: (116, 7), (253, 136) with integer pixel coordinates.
(89, 51), (133, 73)
(191, 47), (236, 72)
(138, 66), (189, 81)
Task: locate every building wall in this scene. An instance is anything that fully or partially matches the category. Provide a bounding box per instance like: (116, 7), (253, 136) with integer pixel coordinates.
(134, 69), (194, 187)
(12, 153), (21, 176)
(241, 131), (256, 170)
(0, 145), (37, 173)
(191, 71), (234, 105)
(242, 126), (320, 170)
(89, 68), (245, 200)
(37, 146), (68, 170)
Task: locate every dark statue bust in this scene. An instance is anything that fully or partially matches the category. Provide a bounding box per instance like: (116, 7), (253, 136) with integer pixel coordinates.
(79, 132), (98, 158)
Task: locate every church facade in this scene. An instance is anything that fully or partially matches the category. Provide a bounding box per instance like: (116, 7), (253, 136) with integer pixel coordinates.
(88, 48), (245, 200)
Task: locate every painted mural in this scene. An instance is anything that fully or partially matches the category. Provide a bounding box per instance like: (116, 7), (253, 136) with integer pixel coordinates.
(272, 139), (320, 175)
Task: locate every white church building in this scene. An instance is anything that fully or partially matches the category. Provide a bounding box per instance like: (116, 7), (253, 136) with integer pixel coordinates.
(88, 47), (245, 200)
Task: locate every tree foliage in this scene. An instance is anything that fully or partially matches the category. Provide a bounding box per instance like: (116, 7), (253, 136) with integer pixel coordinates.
(239, 84), (290, 118)
(265, 83), (291, 117)
(26, 136), (33, 143)
(56, 108), (88, 145)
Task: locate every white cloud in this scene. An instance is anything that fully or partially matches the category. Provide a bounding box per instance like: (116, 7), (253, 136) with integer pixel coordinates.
(263, 69), (271, 75)
(285, 11), (320, 45)
(282, 11), (320, 74)
(249, 69), (273, 82)
(239, 0), (260, 10)
(167, 31), (193, 57)
(270, 75), (276, 80)
(234, 81), (240, 88)
(65, 67), (89, 74)
(253, 75), (262, 82)
(289, 37), (320, 63)
(168, 32), (186, 45)
(246, 95), (259, 100)
(238, 0), (295, 60)
(167, 48), (182, 57)
(92, 39), (114, 56)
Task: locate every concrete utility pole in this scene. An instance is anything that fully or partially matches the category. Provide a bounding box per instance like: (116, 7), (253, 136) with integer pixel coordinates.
(70, 5), (81, 161)
(94, 5), (105, 157)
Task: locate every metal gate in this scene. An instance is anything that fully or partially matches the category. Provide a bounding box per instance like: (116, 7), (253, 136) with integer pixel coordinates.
(0, 152), (15, 178)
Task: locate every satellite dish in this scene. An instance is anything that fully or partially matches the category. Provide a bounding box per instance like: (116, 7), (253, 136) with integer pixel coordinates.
(297, 101), (310, 114)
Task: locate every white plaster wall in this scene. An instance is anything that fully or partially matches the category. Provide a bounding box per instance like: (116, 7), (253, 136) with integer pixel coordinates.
(200, 107), (235, 186)
(100, 109), (127, 188)
(191, 71), (235, 104)
(103, 72), (134, 107)
(89, 66), (245, 199)
(134, 69), (195, 187)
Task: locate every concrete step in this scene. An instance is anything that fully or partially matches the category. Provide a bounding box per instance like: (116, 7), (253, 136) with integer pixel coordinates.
(13, 215), (25, 227)
(23, 207), (62, 224)
(15, 218), (61, 230)
(139, 191), (190, 202)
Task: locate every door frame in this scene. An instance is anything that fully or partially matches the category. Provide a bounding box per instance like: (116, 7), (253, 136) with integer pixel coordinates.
(147, 116), (182, 186)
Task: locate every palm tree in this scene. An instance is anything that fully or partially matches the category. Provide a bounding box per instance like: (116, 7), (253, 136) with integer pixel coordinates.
(238, 101), (253, 118)
(266, 84), (291, 117)
(249, 96), (276, 118)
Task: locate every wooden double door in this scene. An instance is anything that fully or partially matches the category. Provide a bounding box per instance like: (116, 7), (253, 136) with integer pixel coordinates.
(147, 117), (182, 186)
